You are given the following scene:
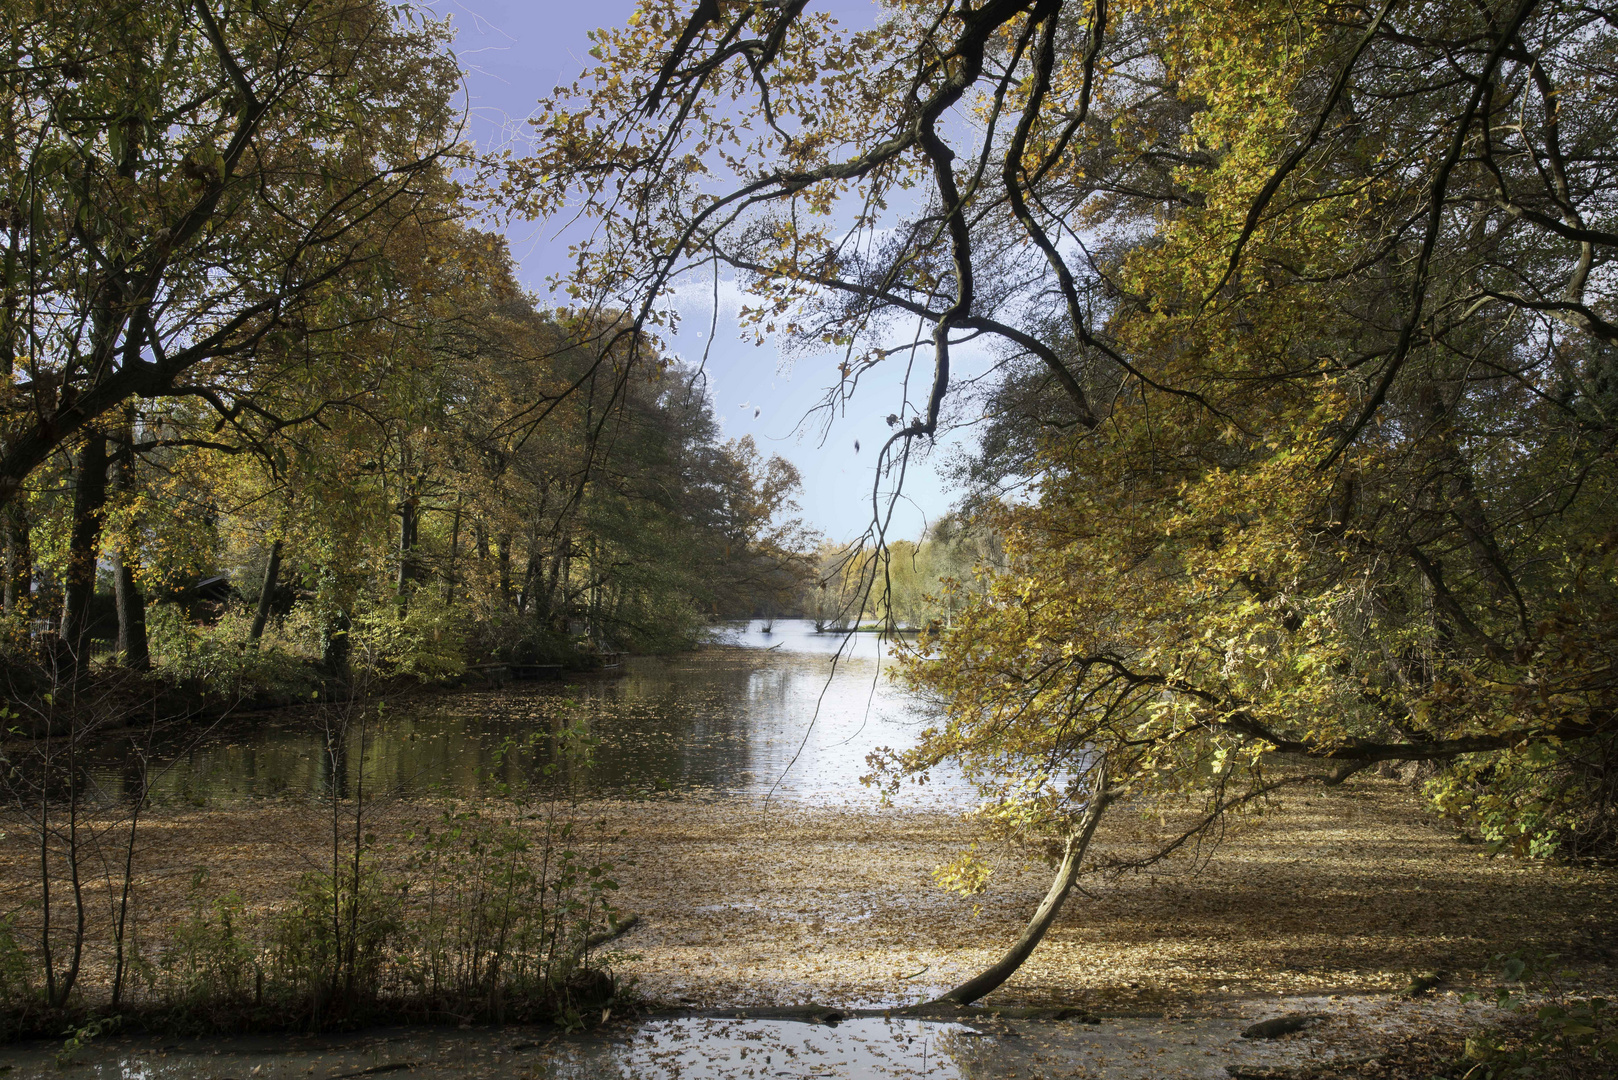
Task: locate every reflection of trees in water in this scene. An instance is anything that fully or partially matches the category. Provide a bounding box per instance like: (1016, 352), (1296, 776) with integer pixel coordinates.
(561, 655), (766, 793)
(70, 650), (930, 801)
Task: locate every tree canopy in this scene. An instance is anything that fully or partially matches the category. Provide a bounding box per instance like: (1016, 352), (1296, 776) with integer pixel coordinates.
(520, 0), (1618, 888)
(0, 0), (819, 686)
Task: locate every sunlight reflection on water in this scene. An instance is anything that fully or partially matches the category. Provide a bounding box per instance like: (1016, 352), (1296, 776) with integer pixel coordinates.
(3, 1009), (1358, 1080)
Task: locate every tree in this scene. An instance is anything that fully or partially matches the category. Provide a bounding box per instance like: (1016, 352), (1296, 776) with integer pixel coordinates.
(87, 211), (820, 681)
(519, 0), (1618, 1003)
(0, 0), (462, 510)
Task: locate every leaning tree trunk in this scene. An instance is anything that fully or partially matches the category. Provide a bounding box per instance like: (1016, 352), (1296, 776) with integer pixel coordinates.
(60, 432), (109, 667)
(930, 766), (1113, 1007)
(250, 538), (283, 643)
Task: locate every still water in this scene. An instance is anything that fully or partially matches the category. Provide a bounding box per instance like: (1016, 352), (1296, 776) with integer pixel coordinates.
(2, 1008), (1347, 1079)
(85, 621), (966, 807)
(6, 623), (1335, 1079)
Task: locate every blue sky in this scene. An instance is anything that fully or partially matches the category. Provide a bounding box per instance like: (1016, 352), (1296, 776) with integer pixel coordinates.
(432, 0), (979, 543)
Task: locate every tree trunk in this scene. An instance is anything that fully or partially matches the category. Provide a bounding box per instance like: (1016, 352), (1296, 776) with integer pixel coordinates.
(396, 497), (418, 601)
(3, 500), (30, 614)
(557, 540), (572, 629)
(444, 497), (463, 604)
(321, 609), (351, 679)
(517, 541), (540, 616)
(60, 432), (109, 665)
(250, 538), (283, 642)
(113, 416), (148, 669)
(496, 532), (512, 608)
(113, 556), (148, 670)
(931, 766), (1112, 1006)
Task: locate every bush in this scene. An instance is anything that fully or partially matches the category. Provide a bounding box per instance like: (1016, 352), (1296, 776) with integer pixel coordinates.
(145, 602), (320, 699)
(1440, 954), (1618, 1079)
(270, 857), (404, 1023)
(0, 915), (37, 1020)
(398, 805), (623, 1022)
(1428, 735), (1618, 860)
(160, 871), (260, 1011)
(350, 591), (468, 682)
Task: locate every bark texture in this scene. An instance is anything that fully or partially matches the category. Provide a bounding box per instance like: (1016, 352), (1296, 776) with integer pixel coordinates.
(250, 538), (283, 642)
(932, 767), (1113, 1006)
(113, 418), (148, 668)
(3, 501), (30, 613)
(59, 433), (109, 664)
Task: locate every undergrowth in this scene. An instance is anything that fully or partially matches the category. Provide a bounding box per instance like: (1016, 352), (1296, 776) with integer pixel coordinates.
(0, 699), (628, 1040)
(1437, 953), (1618, 1080)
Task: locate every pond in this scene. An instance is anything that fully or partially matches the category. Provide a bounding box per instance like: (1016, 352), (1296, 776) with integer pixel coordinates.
(82, 621), (969, 807)
(7, 626), (1416, 1079)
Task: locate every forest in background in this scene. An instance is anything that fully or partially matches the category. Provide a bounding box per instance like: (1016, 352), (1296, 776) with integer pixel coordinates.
(0, 0), (820, 702)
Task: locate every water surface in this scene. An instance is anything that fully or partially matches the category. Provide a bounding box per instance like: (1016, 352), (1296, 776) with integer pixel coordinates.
(85, 621), (965, 807)
(3, 1005), (1377, 1080)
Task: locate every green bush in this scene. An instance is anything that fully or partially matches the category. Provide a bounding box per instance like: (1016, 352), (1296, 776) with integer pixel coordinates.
(1441, 954), (1618, 1079)
(1428, 734), (1618, 860)
(160, 871), (261, 1010)
(146, 603), (319, 699)
(270, 857), (404, 1021)
(398, 805), (622, 1021)
(350, 591), (468, 682)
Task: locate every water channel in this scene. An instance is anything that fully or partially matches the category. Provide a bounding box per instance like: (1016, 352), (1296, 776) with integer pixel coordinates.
(82, 621), (968, 808)
(5, 622), (1351, 1078)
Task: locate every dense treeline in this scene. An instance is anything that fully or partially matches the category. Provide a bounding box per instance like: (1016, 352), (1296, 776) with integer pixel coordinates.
(797, 515), (1004, 632)
(0, 0), (813, 692)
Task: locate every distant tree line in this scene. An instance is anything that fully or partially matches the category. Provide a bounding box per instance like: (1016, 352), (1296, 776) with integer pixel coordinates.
(0, 0), (816, 690)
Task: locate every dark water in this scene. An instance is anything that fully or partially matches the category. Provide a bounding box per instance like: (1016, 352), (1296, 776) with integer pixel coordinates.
(2, 1005), (1368, 1079)
(82, 621), (966, 807)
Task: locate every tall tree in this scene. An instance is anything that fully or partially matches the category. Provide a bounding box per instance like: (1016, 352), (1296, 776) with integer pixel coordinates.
(0, 0), (461, 509)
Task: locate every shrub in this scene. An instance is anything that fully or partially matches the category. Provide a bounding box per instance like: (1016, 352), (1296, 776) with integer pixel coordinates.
(270, 857), (404, 1023)
(145, 603), (319, 699)
(160, 871), (261, 1011)
(350, 592), (468, 682)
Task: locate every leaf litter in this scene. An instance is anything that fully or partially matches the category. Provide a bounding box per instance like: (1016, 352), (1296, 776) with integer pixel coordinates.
(2, 776), (1614, 1077)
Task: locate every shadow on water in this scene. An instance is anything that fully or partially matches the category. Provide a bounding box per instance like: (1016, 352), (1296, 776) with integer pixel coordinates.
(79, 620), (965, 807)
